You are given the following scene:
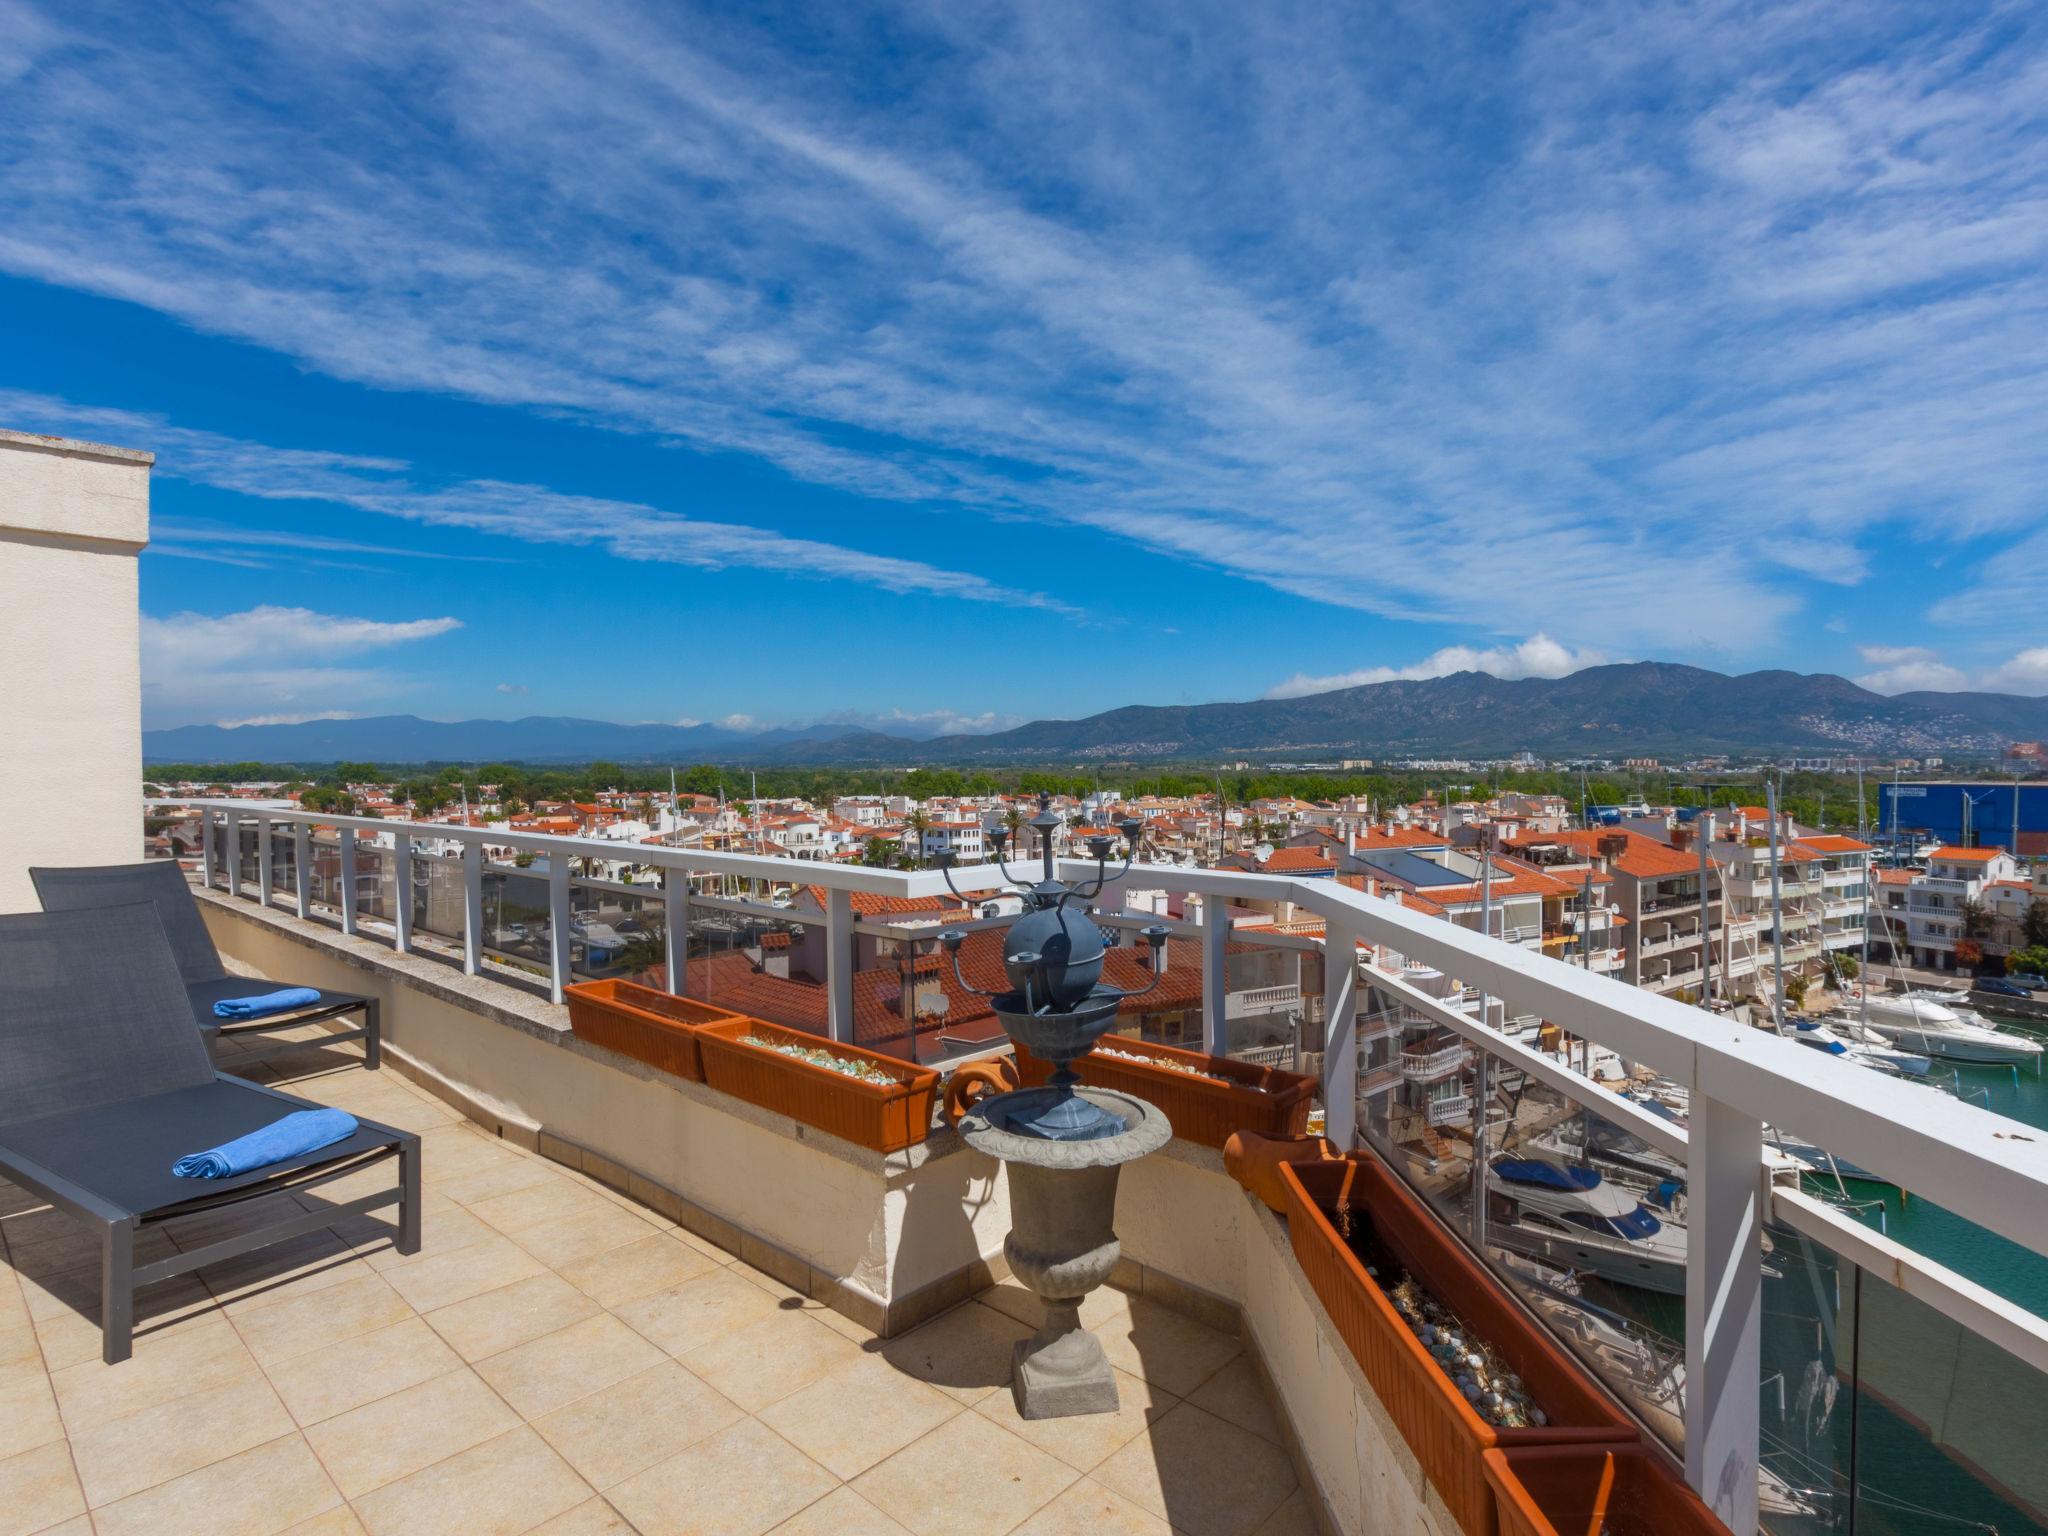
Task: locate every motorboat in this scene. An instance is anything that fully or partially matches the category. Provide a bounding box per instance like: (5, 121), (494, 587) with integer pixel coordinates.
(1497, 1253), (1685, 1444)
(1856, 992), (2044, 1068)
(1786, 1017), (1931, 1077)
(1483, 1156), (1687, 1295)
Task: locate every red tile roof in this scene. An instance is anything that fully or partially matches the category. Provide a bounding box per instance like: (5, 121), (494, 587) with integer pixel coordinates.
(1931, 846), (2003, 862)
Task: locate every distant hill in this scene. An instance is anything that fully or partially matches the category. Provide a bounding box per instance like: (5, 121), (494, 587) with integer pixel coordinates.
(142, 665), (2048, 766)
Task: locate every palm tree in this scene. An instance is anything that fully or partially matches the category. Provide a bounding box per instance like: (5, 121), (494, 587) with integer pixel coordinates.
(1002, 804), (1025, 859)
(902, 809), (930, 869)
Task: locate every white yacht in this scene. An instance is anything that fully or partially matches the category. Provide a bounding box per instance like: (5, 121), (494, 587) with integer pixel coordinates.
(1856, 992), (2044, 1068)
(1483, 1157), (1687, 1295)
(1786, 1018), (1931, 1077)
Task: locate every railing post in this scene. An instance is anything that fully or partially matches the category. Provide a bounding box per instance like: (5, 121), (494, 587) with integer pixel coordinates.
(225, 813), (242, 899)
(339, 827), (359, 937)
(392, 831), (414, 955)
(1320, 924), (1359, 1148)
(1683, 1090), (1762, 1534)
(197, 811), (214, 888)
(826, 886), (854, 1043)
(547, 855), (572, 1005)
(664, 867), (691, 996)
(256, 816), (273, 907)
(293, 821), (311, 919)
(1201, 891), (1229, 1054)
(462, 841), (483, 975)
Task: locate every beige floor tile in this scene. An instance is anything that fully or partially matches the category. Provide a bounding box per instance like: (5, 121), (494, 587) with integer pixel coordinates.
(380, 1232), (546, 1313)
(434, 1155), (563, 1209)
(353, 1196), (494, 1268)
(876, 1302), (1031, 1405)
(1, 1211), (179, 1281)
(613, 1267), (783, 1358)
(1250, 1489), (1319, 1536)
(26, 1519), (93, 1536)
(92, 1433), (342, 1536)
(415, 1124), (535, 1180)
(198, 1230), (367, 1311)
(556, 1233), (717, 1308)
(352, 1425), (590, 1536)
(69, 1373), (294, 1507)
(509, 1201), (666, 1270)
(529, 1498), (637, 1534)
(282, 1508), (369, 1535)
(1185, 1356), (1285, 1446)
(158, 1191), (308, 1250)
(1009, 1478), (1172, 1536)
(533, 1359), (743, 1489)
(852, 1412), (1078, 1536)
(608, 1419), (838, 1536)
(233, 1271), (414, 1366)
(303, 1366), (519, 1498)
(1094, 1297), (1243, 1398)
(469, 1178), (619, 1235)
(50, 1316), (259, 1434)
(1092, 1404), (1297, 1536)
(266, 1317), (462, 1426)
(767, 1485), (913, 1536)
(423, 1271), (600, 1362)
(757, 1351), (961, 1479)
(475, 1311), (667, 1419)
(0, 1367), (64, 1459)
(27, 1266), (221, 1372)
(0, 1438), (86, 1536)
(681, 1306), (867, 1413)
(669, 1222), (740, 1267)
(972, 1365), (1174, 1472)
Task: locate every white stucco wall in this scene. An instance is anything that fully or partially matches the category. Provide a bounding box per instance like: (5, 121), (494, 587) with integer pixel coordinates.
(0, 429), (153, 913)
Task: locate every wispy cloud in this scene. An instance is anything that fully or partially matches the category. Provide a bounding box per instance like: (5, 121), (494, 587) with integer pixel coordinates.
(1267, 635), (1606, 700)
(141, 605), (461, 727)
(0, 390), (1074, 614)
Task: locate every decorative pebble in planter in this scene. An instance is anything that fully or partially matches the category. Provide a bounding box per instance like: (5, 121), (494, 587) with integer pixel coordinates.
(1277, 1155), (1636, 1536)
(1482, 1444), (1730, 1536)
(564, 979), (749, 1082)
(1013, 1035), (1315, 1148)
(695, 1017), (940, 1154)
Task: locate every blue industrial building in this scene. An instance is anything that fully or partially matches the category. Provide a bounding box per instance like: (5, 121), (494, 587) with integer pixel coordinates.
(1877, 781), (2048, 856)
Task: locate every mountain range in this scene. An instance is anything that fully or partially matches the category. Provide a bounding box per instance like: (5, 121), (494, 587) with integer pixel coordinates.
(143, 664), (2048, 766)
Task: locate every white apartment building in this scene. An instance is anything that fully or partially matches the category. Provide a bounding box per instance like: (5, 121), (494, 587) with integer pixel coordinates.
(1904, 845), (2023, 971)
(920, 820), (985, 864)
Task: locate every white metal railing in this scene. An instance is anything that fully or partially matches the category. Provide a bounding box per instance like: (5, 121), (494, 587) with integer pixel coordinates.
(1399, 1043), (1468, 1080)
(161, 799), (2048, 1534)
(1224, 983), (1302, 1019)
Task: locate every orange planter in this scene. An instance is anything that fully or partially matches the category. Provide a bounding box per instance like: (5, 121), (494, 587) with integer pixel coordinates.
(1013, 1037), (1315, 1148)
(565, 979), (747, 1082)
(1483, 1445), (1729, 1536)
(1278, 1155), (1636, 1536)
(696, 1018), (940, 1153)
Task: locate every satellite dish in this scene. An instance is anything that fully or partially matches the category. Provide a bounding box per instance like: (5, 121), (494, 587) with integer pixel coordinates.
(1253, 842), (1274, 864)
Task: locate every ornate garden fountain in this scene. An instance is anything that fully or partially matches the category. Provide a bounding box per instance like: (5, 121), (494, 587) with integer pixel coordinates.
(936, 796), (1172, 1418)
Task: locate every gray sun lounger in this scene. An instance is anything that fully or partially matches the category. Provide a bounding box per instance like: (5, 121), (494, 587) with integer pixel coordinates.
(32, 860), (380, 1071)
(0, 905), (419, 1363)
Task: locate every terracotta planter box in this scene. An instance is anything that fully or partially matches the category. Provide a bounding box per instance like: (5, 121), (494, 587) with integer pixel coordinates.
(1013, 1036), (1315, 1148)
(696, 1018), (940, 1154)
(1278, 1155), (1636, 1536)
(1483, 1445), (1728, 1536)
(565, 979), (746, 1082)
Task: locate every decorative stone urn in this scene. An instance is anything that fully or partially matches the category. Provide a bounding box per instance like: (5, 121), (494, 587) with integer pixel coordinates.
(932, 794), (1176, 1417)
(958, 1087), (1169, 1417)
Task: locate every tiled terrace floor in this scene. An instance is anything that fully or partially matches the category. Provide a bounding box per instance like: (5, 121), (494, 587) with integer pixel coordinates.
(0, 1031), (1314, 1536)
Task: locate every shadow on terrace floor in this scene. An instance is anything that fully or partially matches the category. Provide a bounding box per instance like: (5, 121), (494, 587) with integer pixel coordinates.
(0, 1020), (1319, 1536)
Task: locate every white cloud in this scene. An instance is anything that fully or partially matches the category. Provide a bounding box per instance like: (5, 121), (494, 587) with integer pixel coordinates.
(816, 706), (1021, 737)
(1, 391), (1075, 616)
(1265, 635), (1605, 700)
(1853, 643), (2048, 696)
(495, 682), (529, 694)
(141, 605), (461, 726)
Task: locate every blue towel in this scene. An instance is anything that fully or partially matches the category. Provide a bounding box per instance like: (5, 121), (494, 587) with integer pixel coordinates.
(212, 986), (322, 1020)
(172, 1108), (359, 1179)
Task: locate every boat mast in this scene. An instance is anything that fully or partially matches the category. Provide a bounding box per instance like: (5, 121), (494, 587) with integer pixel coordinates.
(1767, 775), (1788, 1030)
(1857, 762), (1870, 1035)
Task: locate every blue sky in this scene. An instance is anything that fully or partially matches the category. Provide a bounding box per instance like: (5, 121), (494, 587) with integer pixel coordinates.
(4, 1), (2047, 734)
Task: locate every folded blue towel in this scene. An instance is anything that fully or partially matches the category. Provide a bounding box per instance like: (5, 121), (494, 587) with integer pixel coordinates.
(212, 986), (322, 1020)
(172, 1108), (359, 1179)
